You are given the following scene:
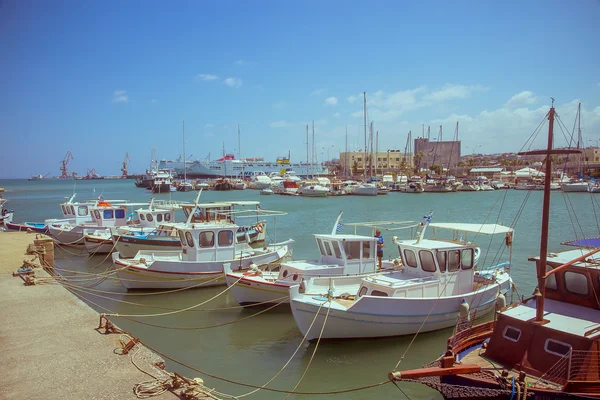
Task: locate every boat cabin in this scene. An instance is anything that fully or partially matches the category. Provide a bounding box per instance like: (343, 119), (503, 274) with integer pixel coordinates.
(182, 201), (261, 224)
(176, 222), (239, 262)
(89, 204), (130, 227)
(278, 234), (379, 280)
(135, 208), (175, 228)
(482, 248), (600, 384)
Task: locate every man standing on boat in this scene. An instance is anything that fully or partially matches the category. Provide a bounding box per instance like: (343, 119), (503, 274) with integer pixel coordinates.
(375, 229), (384, 269)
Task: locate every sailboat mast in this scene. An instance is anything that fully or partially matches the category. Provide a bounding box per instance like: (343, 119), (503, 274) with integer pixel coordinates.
(536, 104), (556, 322)
(306, 124), (309, 171)
(345, 125), (348, 178)
(182, 121), (186, 181)
(376, 130), (379, 176)
(370, 122), (374, 177)
(578, 102), (582, 176)
(312, 120), (315, 176)
(363, 92), (367, 181)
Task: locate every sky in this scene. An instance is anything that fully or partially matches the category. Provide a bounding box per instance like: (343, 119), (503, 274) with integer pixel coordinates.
(1, 0), (599, 178)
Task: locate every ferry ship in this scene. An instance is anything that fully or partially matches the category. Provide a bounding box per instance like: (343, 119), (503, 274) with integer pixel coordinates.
(158, 154), (328, 178)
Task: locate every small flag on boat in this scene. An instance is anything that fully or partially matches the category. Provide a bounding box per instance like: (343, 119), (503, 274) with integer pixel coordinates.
(423, 214), (432, 223)
(336, 222), (343, 233)
(98, 195), (104, 201)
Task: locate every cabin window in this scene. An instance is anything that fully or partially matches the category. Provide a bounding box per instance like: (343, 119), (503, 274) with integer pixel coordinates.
(545, 339), (572, 358)
(218, 230), (234, 246)
(359, 286), (368, 296)
(78, 206), (88, 216)
(115, 209), (125, 219)
(103, 209), (114, 219)
(61, 205), (67, 215)
(403, 249), (418, 268)
(185, 231), (195, 247)
(371, 290), (389, 297)
(502, 326), (521, 342)
(147, 214), (154, 222)
(324, 242), (333, 256)
(448, 250), (461, 272)
(94, 210), (101, 220)
(419, 250), (437, 272)
(565, 271), (589, 296)
(343, 241), (361, 259)
(282, 269), (289, 278)
(157, 214), (163, 222)
(333, 242), (342, 258)
(317, 239), (326, 256)
(362, 241), (371, 259)
(292, 274), (298, 281)
(70, 205), (75, 214)
(199, 231), (215, 247)
(461, 249), (474, 270)
(546, 265), (557, 290)
(436, 251), (447, 272)
(164, 213), (171, 221)
(178, 230), (186, 246)
(140, 213), (146, 220)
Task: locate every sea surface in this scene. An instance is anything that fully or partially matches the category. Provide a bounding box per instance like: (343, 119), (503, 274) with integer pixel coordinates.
(1, 178), (598, 399)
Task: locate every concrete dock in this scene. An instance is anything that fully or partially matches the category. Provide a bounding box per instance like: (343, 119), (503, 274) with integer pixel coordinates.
(0, 231), (181, 400)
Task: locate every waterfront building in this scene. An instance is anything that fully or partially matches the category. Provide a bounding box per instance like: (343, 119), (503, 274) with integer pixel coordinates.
(414, 138), (461, 171)
(339, 149), (412, 177)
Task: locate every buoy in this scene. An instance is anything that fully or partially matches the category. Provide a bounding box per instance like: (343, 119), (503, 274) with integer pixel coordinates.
(459, 299), (470, 322)
(496, 293), (507, 311)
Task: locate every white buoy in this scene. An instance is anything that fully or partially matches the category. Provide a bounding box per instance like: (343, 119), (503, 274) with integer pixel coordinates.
(459, 300), (470, 322)
(496, 293), (507, 311)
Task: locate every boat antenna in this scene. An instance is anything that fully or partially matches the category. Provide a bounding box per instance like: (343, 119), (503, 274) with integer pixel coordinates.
(185, 189), (203, 225)
(331, 211), (343, 235)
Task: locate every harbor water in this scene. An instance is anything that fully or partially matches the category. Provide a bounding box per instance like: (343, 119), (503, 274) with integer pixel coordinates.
(1, 178), (597, 399)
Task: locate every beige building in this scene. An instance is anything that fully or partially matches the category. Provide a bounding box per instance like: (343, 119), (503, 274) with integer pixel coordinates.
(339, 150), (412, 176)
(414, 138), (461, 171)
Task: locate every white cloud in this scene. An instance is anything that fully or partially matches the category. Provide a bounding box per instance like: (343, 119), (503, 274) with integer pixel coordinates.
(112, 90), (129, 103)
(504, 91), (538, 108)
(273, 101), (286, 109)
(325, 96), (338, 105)
(223, 77), (243, 88)
(422, 84), (486, 102)
(195, 74), (219, 82)
(311, 88), (326, 96)
(347, 95), (358, 103)
(333, 112), (340, 118)
(269, 120), (291, 128)
(234, 59), (249, 66)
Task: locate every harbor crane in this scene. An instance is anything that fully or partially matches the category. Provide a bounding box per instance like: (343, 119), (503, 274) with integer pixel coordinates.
(121, 152), (130, 178)
(60, 151), (74, 178)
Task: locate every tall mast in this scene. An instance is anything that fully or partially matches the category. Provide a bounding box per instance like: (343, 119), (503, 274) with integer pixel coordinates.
(577, 102), (582, 176)
(375, 130), (379, 176)
(182, 121), (186, 181)
(345, 125), (348, 177)
(306, 124), (309, 169)
(370, 122), (374, 177)
(518, 99), (579, 323)
(363, 92), (367, 181)
(312, 120), (315, 176)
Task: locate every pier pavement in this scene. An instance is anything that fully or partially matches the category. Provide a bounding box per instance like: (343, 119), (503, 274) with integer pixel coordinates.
(0, 231), (179, 400)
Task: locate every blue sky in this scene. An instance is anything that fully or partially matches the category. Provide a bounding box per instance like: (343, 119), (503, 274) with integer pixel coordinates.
(1, 0), (599, 178)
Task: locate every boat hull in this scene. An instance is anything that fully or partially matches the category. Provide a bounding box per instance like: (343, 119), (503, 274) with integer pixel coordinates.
(289, 278), (511, 341)
(4, 221), (48, 233)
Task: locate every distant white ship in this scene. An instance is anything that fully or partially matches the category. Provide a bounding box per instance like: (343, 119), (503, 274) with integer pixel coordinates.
(159, 154), (327, 178)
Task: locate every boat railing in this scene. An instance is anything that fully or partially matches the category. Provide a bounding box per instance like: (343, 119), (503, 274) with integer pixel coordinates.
(477, 261), (511, 272)
(447, 320), (495, 352)
(365, 275), (438, 288)
(532, 350), (600, 389)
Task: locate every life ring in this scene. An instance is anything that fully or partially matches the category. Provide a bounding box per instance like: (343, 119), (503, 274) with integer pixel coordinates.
(255, 223), (264, 233)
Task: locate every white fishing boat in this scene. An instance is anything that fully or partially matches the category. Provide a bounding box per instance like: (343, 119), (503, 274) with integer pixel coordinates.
(112, 198), (269, 258)
(247, 173), (272, 189)
(260, 188), (274, 195)
(224, 214), (408, 306)
(289, 213), (513, 340)
(85, 199), (180, 254)
(562, 180), (591, 192)
(397, 181), (425, 193)
(111, 200), (294, 290)
(49, 199), (145, 245)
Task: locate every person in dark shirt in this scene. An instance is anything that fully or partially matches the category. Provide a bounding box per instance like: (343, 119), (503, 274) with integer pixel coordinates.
(375, 229), (384, 269)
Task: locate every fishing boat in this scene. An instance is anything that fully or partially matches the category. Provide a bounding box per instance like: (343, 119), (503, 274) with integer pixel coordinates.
(348, 183), (378, 196)
(150, 170), (176, 193)
(111, 198), (294, 290)
(297, 183), (329, 197)
(260, 188), (274, 195)
(389, 101), (600, 399)
(224, 214), (406, 306)
(112, 199), (269, 258)
(288, 212), (513, 340)
(84, 199), (180, 254)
